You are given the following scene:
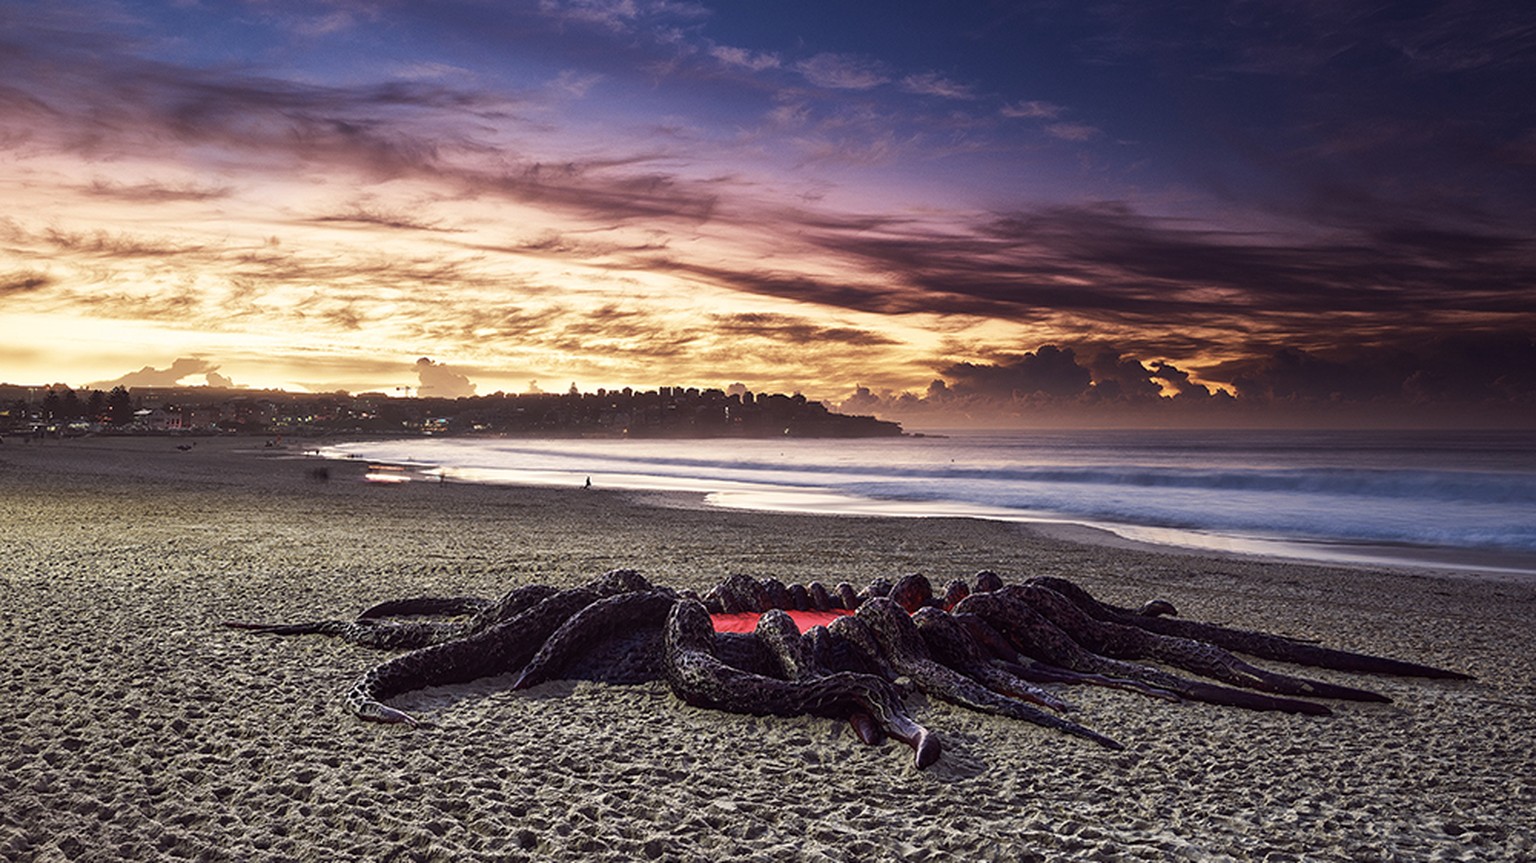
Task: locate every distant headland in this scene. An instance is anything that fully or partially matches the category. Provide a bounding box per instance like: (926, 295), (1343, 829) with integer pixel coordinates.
(0, 383), (902, 439)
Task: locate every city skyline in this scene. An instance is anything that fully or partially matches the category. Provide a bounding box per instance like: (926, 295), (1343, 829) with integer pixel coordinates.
(3, 2), (1533, 426)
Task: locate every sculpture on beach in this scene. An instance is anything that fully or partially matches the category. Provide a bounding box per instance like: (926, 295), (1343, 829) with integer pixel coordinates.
(225, 570), (1470, 769)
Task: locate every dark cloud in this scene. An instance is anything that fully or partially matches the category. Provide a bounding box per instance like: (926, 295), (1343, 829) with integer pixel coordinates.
(89, 357), (230, 389)
(942, 345), (1092, 399)
(712, 312), (897, 347)
(0, 270), (53, 295)
(40, 228), (209, 261)
(1222, 333), (1536, 408)
(415, 357), (476, 398)
(1085, 350), (1164, 403)
(836, 331), (1536, 427)
(632, 202), (1535, 367)
(1148, 361), (1221, 400)
(84, 180), (232, 203)
(307, 208), (463, 233)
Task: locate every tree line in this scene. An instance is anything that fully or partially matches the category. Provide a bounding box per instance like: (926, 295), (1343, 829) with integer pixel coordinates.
(12, 386), (136, 425)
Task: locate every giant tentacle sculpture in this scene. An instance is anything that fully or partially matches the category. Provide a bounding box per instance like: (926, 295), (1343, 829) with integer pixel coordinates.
(225, 568), (1471, 769)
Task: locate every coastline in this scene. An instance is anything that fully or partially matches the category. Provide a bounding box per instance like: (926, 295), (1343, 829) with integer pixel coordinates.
(320, 435), (1536, 583)
(2, 435), (1533, 861)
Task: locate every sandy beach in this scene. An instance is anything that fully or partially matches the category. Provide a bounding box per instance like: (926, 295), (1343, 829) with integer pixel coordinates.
(2, 435), (1532, 862)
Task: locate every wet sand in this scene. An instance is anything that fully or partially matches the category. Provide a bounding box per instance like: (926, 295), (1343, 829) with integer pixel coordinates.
(2, 436), (1533, 861)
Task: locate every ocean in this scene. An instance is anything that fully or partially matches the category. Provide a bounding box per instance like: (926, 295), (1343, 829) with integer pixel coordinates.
(322, 429), (1536, 577)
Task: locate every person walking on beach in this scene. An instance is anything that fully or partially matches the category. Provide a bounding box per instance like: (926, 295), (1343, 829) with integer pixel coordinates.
(584, 476), (592, 489)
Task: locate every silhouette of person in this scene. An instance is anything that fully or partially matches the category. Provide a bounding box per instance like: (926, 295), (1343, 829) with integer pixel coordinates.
(584, 476), (591, 489)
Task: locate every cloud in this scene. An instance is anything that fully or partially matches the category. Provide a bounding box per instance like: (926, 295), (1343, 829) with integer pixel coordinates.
(1147, 361), (1217, 399)
(39, 227), (209, 260)
(84, 180), (232, 203)
(711, 312), (898, 347)
(1001, 100), (1062, 119)
(538, 0), (641, 32)
(415, 357), (477, 398)
(1086, 350), (1164, 402)
(1045, 122), (1101, 141)
(709, 45), (780, 71)
(89, 357), (230, 389)
(308, 207), (462, 233)
(1, 270), (53, 295)
(549, 70), (604, 98)
(832, 331), (1536, 428)
(900, 73), (975, 100)
(720, 202), (1536, 356)
(1221, 333), (1536, 408)
(1, 24), (731, 229)
(795, 53), (890, 90)
(942, 345), (1093, 399)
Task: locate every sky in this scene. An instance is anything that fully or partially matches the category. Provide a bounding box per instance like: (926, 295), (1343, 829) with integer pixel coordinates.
(2, 0), (1534, 427)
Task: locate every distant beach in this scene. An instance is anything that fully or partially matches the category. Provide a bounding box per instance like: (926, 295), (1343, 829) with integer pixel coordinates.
(2, 435), (1532, 861)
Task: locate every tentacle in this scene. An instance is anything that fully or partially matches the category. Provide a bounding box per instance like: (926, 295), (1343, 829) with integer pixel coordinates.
(663, 599), (940, 769)
(973, 570), (1005, 593)
(787, 583), (812, 611)
(222, 618), (471, 650)
(1028, 576), (1471, 680)
(856, 598), (1123, 750)
(807, 581), (833, 611)
(356, 596), (492, 619)
(701, 584), (727, 614)
(826, 614), (902, 682)
(590, 568), (657, 594)
(512, 590), (677, 690)
(719, 574), (769, 613)
(464, 584), (561, 634)
(911, 607), (1075, 712)
(992, 658), (1183, 702)
(1138, 599), (1178, 617)
(955, 591), (1332, 716)
(941, 579), (970, 611)
(761, 578), (793, 610)
(347, 587), (601, 723)
(711, 632), (778, 676)
(834, 582), (859, 610)
(753, 609), (817, 679)
(799, 622), (883, 745)
(1014, 585), (1390, 703)
(858, 578), (893, 603)
(953, 612), (1181, 701)
(890, 574), (935, 612)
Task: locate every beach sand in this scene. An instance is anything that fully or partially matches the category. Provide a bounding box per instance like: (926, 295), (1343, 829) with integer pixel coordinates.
(2, 436), (1532, 862)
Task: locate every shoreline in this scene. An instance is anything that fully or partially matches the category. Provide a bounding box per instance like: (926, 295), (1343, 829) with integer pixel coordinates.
(3, 435), (1533, 860)
(315, 436), (1536, 584)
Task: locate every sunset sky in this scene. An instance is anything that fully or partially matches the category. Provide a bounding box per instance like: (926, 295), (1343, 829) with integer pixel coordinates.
(3, 1), (1533, 425)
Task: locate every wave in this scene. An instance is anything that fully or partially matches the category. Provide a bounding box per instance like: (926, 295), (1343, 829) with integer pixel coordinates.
(370, 439), (1536, 505)
(328, 434), (1536, 555)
